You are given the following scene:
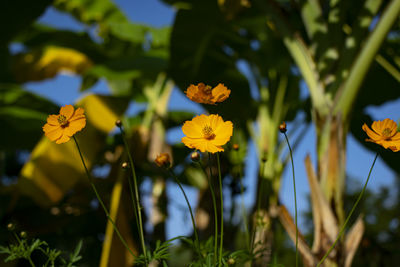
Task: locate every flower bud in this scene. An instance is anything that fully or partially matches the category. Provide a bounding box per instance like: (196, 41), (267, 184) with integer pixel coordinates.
(227, 258), (235, 265)
(279, 121), (287, 133)
(232, 144), (239, 151)
(155, 153), (171, 168)
(121, 162), (129, 169)
(7, 223), (15, 231)
(20, 231), (27, 239)
(190, 151), (201, 162)
(115, 120), (122, 127)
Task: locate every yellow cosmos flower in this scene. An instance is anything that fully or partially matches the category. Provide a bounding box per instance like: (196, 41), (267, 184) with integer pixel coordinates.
(42, 105), (86, 144)
(182, 114), (233, 153)
(362, 118), (400, 152)
(185, 83), (231, 104)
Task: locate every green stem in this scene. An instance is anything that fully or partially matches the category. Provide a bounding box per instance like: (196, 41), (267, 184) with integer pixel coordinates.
(27, 256), (35, 267)
(207, 153), (218, 266)
(284, 133), (298, 267)
(168, 169), (201, 258)
(117, 126), (147, 264)
(72, 136), (137, 260)
(234, 149), (250, 250)
(317, 152), (379, 266)
(216, 153), (224, 265)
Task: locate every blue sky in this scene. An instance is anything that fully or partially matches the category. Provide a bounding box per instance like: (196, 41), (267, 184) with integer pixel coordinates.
(23, 0), (400, 239)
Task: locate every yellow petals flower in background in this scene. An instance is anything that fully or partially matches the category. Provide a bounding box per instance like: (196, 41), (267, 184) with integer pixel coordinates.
(185, 83), (231, 104)
(42, 105), (86, 144)
(182, 114), (233, 153)
(362, 118), (400, 152)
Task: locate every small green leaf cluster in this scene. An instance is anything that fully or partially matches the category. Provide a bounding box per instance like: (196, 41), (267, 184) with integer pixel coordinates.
(0, 229), (83, 267)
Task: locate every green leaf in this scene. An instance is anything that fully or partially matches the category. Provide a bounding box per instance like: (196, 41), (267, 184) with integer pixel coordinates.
(105, 22), (147, 43)
(0, 84), (58, 150)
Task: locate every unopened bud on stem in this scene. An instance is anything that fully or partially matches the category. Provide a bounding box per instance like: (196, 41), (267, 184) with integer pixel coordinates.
(155, 153), (171, 168)
(190, 151), (201, 162)
(279, 121), (287, 133)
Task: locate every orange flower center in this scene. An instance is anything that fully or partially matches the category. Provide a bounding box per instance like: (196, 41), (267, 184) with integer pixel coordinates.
(57, 115), (69, 127)
(202, 125), (216, 140)
(382, 128), (392, 138)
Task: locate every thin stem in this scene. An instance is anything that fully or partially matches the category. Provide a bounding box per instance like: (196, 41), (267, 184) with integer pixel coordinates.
(284, 133), (298, 267)
(126, 168), (140, 243)
(117, 126), (147, 264)
(72, 136), (137, 259)
(207, 153), (218, 266)
(234, 149), (250, 250)
(27, 256), (35, 267)
(216, 153), (224, 265)
(168, 169), (201, 258)
(317, 152), (379, 266)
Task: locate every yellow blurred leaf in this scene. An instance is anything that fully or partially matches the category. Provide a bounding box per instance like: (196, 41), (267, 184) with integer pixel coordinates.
(12, 46), (93, 82)
(18, 94), (128, 206)
(100, 168), (137, 267)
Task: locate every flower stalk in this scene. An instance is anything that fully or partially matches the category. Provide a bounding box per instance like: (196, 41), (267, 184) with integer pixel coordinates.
(117, 124), (147, 265)
(283, 132), (298, 267)
(169, 169), (201, 255)
(72, 136), (136, 260)
(216, 152), (224, 265)
(207, 153), (219, 266)
(317, 152), (379, 266)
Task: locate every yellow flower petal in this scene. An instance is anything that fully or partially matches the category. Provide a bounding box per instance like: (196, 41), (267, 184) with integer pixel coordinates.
(211, 83), (231, 103)
(182, 120), (203, 138)
(56, 134), (71, 144)
(47, 115), (59, 125)
(362, 124), (382, 141)
(45, 127), (63, 141)
(59, 105), (74, 119)
(64, 118), (86, 136)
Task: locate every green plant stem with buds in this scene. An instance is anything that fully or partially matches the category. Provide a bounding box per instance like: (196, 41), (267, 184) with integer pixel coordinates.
(317, 152), (379, 266)
(167, 169), (201, 258)
(117, 125), (148, 265)
(207, 153), (219, 266)
(216, 153), (224, 265)
(283, 133), (298, 267)
(72, 136), (137, 260)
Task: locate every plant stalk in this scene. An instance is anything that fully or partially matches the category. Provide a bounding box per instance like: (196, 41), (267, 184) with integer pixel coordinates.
(216, 153), (224, 265)
(117, 126), (147, 264)
(72, 136), (137, 260)
(317, 152), (379, 266)
(284, 133), (298, 267)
